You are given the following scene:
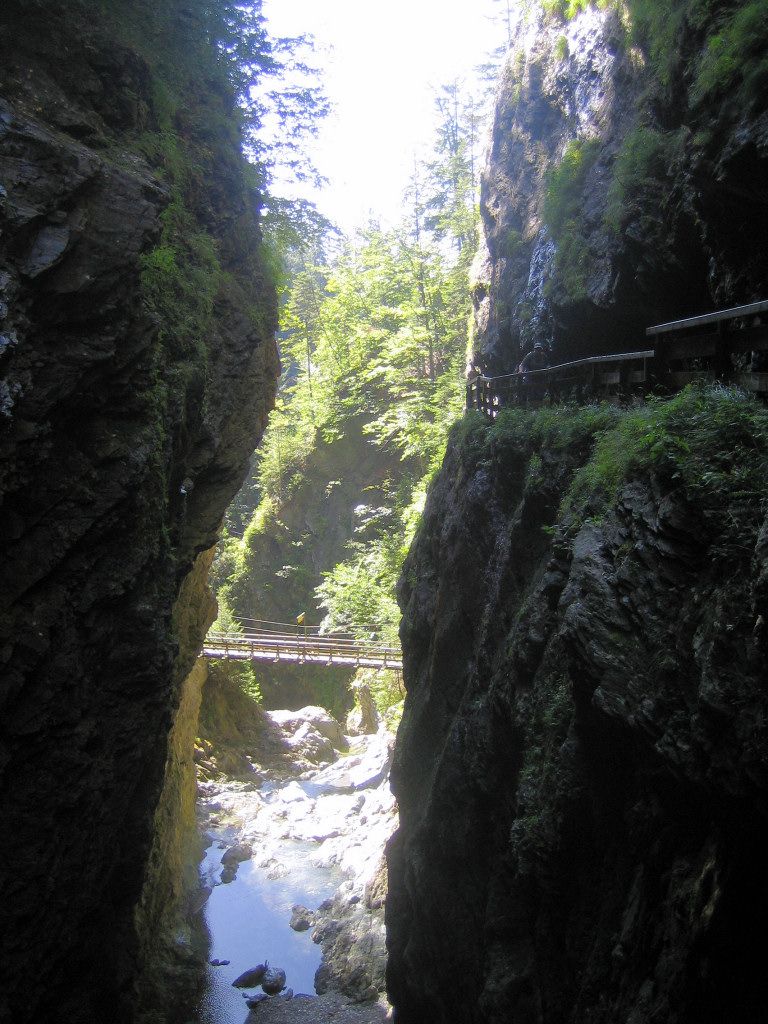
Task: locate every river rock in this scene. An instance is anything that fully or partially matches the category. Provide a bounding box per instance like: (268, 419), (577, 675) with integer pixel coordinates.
(221, 843), (253, 865)
(289, 722), (336, 764)
(289, 904), (315, 931)
(232, 962), (269, 988)
(267, 707), (348, 751)
(262, 966), (287, 995)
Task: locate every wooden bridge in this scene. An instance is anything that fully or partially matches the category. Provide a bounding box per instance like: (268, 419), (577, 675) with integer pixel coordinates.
(203, 618), (402, 671)
(467, 300), (768, 417)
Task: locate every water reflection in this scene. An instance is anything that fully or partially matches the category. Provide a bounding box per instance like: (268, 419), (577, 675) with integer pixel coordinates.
(195, 831), (340, 1024)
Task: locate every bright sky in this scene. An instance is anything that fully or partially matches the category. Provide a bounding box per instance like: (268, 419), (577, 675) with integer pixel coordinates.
(262, 0), (507, 233)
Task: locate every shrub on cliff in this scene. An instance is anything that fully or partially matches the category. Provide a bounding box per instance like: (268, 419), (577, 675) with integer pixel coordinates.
(563, 385), (768, 555)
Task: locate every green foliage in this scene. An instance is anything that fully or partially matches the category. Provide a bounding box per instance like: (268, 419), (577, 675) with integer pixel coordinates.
(563, 386), (768, 556)
(140, 198), (221, 359)
(213, 84), (482, 655)
(354, 668), (405, 719)
(510, 678), (573, 871)
(623, 0), (768, 105)
(604, 125), (684, 234)
(542, 139), (600, 301)
(691, 0), (768, 108)
(544, 139), (600, 235)
(542, 0), (612, 22)
(554, 34), (570, 61)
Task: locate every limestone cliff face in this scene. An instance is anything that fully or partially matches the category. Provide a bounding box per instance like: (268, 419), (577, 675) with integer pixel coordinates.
(387, 405), (768, 1023)
(389, 3), (768, 1020)
(0, 2), (278, 1022)
(473, 1), (768, 374)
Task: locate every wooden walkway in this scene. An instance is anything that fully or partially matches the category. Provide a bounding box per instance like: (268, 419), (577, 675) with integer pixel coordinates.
(467, 300), (768, 417)
(203, 619), (402, 671)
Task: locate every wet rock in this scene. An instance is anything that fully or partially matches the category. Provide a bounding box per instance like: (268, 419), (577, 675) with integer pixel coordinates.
(20, 223), (70, 277)
(262, 966), (287, 995)
(246, 993), (269, 1008)
(289, 904), (315, 932)
(290, 722), (336, 764)
(388, 411), (768, 1022)
(0, 1), (279, 1019)
(221, 843), (253, 865)
(233, 963), (269, 988)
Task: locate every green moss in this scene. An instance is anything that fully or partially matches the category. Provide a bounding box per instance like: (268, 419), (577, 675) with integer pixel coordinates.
(504, 227), (523, 259)
(691, 0), (768, 108)
(554, 34), (570, 61)
(140, 198), (222, 362)
(544, 139), (600, 235)
(542, 0), (615, 23)
(604, 125), (685, 234)
(542, 139), (600, 301)
(562, 385), (768, 551)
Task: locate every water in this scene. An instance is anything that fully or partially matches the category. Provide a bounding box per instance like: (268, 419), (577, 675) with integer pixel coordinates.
(191, 728), (396, 1023)
(195, 829), (340, 1024)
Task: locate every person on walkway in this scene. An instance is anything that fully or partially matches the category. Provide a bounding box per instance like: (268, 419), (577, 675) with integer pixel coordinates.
(518, 341), (548, 374)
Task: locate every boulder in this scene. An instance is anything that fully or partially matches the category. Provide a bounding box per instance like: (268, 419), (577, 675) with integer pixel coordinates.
(261, 966), (287, 995)
(267, 707), (347, 750)
(289, 904), (315, 932)
(288, 722), (336, 764)
(221, 843), (253, 866)
(232, 963), (268, 988)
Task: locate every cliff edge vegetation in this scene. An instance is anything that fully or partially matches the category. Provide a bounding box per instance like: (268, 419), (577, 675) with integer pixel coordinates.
(388, 385), (768, 1023)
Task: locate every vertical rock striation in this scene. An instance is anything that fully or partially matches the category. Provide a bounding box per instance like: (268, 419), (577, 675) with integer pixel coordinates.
(389, 3), (768, 1020)
(387, 405), (768, 1023)
(0, 2), (278, 1021)
(473, 1), (768, 374)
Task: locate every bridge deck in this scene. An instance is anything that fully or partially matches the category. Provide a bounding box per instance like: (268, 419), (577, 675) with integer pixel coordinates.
(202, 630), (403, 671)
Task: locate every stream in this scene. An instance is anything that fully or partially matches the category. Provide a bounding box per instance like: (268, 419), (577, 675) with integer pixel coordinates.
(191, 710), (396, 1024)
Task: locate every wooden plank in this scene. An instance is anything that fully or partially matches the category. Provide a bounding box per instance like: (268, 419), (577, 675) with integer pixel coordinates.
(646, 299), (768, 336)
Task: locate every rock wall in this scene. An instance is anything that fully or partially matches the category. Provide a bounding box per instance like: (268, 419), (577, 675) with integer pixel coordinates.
(473, 0), (768, 374)
(0, 2), (278, 1021)
(387, 402), (768, 1023)
(389, 4), (768, 1018)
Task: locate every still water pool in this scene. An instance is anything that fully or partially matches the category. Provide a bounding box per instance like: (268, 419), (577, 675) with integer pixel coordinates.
(195, 829), (339, 1024)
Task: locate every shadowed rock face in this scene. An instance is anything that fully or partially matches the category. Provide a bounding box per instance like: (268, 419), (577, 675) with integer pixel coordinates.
(387, 425), (768, 1024)
(473, 3), (768, 375)
(0, 2), (278, 1022)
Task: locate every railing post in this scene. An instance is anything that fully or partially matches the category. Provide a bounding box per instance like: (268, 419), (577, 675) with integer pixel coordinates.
(714, 320), (731, 378)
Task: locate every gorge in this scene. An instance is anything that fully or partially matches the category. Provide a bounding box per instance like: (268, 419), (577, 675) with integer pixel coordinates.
(2, 2), (768, 1024)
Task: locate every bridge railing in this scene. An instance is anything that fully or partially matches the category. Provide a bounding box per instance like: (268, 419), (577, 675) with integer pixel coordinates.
(467, 300), (768, 417)
(203, 629), (403, 670)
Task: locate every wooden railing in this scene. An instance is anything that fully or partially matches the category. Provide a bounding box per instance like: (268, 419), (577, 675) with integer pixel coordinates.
(202, 619), (402, 671)
(467, 300), (768, 417)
